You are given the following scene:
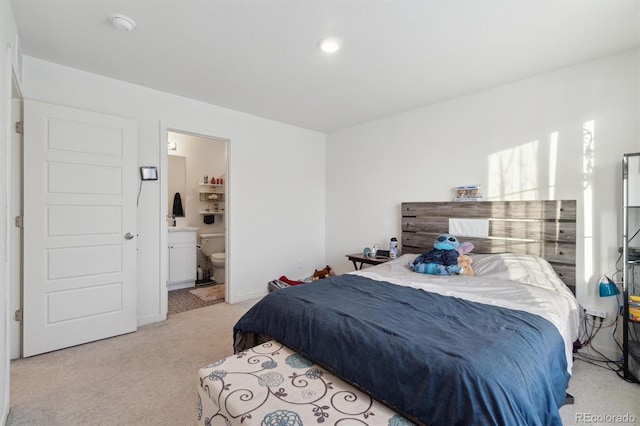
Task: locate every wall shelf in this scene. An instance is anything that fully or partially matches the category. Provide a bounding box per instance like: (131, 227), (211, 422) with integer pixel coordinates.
(199, 193), (225, 202)
(199, 181), (225, 213)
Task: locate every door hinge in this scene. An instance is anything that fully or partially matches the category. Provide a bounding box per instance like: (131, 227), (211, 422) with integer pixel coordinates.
(15, 121), (23, 135)
(15, 216), (23, 228)
(14, 309), (23, 322)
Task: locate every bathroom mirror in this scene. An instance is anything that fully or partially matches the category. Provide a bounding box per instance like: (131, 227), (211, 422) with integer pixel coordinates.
(168, 155), (186, 217)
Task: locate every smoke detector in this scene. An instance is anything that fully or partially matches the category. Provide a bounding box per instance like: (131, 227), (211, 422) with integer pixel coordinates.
(110, 13), (136, 32)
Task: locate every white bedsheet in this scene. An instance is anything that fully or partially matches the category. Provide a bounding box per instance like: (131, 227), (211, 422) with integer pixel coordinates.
(351, 253), (581, 373)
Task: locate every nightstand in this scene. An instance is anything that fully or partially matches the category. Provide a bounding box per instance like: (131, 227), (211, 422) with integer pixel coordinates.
(346, 253), (391, 270)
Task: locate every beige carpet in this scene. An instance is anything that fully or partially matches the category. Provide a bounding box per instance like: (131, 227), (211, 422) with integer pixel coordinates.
(560, 360), (640, 425)
(8, 298), (259, 426)
(189, 284), (225, 302)
(7, 298), (640, 425)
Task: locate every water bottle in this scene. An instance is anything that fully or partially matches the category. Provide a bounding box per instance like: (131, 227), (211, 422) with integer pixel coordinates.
(390, 237), (398, 259)
(197, 265), (203, 281)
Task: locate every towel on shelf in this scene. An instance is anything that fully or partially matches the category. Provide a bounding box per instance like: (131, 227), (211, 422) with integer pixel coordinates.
(172, 192), (184, 217)
(204, 215), (215, 225)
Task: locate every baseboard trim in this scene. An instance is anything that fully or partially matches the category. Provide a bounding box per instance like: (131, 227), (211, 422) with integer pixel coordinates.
(1, 385), (9, 426)
(229, 289), (267, 304)
(138, 313), (164, 327)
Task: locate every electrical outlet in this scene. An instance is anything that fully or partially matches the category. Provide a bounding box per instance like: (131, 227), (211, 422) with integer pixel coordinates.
(584, 306), (607, 319)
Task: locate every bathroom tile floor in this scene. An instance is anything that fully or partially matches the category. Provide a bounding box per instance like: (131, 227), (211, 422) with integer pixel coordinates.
(167, 283), (225, 316)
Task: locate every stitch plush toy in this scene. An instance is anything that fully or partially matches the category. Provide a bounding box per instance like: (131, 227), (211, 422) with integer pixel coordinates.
(409, 234), (473, 275)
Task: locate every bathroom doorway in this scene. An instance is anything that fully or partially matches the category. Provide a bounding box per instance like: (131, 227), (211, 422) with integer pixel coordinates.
(161, 127), (229, 317)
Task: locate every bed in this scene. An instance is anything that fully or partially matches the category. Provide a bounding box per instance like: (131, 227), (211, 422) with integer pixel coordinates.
(229, 201), (580, 425)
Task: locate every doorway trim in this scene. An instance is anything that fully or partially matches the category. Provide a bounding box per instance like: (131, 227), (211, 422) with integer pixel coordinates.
(4, 43), (24, 421)
(8, 67), (23, 361)
(159, 122), (230, 319)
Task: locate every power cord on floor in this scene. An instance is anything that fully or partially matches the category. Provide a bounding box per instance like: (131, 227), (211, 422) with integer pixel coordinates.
(575, 315), (623, 375)
(576, 308), (639, 383)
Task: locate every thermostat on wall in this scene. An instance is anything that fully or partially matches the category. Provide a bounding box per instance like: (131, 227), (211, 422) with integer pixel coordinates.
(140, 166), (158, 181)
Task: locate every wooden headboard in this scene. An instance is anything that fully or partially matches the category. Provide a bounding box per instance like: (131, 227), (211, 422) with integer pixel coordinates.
(401, 200), (576, 293)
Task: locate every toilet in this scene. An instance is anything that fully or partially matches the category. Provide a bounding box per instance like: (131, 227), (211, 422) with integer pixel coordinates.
(199, 233), (225, 283)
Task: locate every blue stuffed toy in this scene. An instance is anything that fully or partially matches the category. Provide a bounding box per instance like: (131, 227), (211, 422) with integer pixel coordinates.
(409, 234), (473, 275)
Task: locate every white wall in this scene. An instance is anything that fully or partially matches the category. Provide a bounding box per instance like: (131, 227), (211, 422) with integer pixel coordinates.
(22, 56), (326, 324)
(326, 49), (640, 358)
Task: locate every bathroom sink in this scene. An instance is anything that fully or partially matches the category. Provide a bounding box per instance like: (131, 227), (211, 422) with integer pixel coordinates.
(168, 226), (199, 232)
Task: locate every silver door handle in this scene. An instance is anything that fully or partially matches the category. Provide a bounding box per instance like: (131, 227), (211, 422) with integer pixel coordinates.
(124, 232), (135, 240)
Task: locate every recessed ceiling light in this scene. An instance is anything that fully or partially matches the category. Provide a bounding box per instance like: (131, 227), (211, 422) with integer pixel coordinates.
(318, 37), (341, 53)
(110, 13), (136, 32)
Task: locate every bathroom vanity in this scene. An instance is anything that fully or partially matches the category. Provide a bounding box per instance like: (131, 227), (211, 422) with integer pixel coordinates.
(168, 227), (198, 290)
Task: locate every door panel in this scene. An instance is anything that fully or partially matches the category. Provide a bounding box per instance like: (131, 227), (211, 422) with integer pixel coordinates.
(48, 205), (122, 236)
(48, 162), (123, 194)
(23, 100), (137, 357)
(48, 282), (123, 323)
(47, 119), (124, 156)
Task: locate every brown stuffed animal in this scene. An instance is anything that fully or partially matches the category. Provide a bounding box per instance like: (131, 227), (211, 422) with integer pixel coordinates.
(457, 255), (474, 276)
(312, 265), (335, 281)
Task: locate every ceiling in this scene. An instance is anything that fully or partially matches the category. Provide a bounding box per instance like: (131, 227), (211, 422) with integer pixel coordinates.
(11, 0), (640, 133)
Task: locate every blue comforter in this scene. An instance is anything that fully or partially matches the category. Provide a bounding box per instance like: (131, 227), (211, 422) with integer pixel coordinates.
(233, 274), (569, 425)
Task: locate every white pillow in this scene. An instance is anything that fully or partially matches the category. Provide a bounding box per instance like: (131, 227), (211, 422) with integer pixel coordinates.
(470, 253), (567, 292)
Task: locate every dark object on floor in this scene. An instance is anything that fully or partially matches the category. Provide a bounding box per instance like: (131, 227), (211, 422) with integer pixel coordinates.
(572, 339), (582, 353)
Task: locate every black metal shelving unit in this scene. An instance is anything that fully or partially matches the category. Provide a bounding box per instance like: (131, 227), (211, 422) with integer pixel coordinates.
(621, 153), (640, 382)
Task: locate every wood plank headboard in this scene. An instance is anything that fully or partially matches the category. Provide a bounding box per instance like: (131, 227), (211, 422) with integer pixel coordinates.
(401, 200), (576, 293)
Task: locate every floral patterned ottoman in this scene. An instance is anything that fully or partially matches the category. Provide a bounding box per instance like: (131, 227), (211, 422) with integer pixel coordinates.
(197, 340), (415, 425)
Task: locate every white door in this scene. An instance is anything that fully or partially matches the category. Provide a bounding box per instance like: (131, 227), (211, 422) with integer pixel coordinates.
(23, 100), (138, 357)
